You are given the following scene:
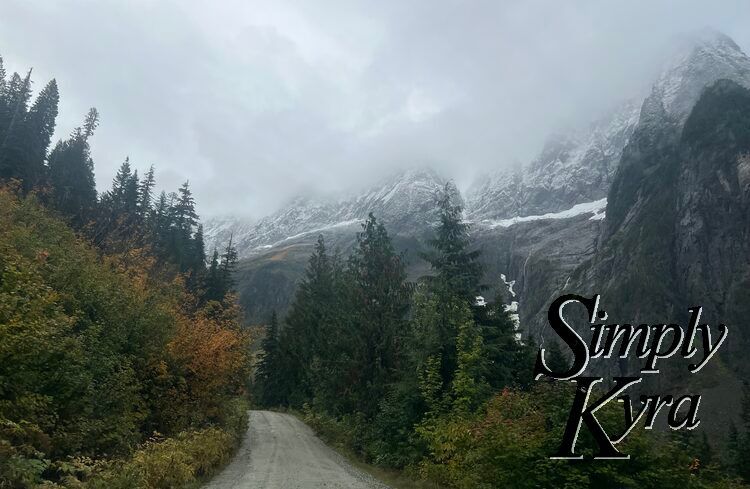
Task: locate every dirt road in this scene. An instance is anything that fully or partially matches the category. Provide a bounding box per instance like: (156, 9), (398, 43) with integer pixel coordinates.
(204, 410), (391, 489)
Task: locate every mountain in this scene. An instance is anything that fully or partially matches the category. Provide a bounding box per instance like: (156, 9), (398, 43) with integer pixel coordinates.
(466, 29), (750, 223)
(213, 169), (449, 321)
(466, 99), (641, 221)
(204, 168), (447, 259)
(204, 29), (750, 326)
(497, 29), (750, 336)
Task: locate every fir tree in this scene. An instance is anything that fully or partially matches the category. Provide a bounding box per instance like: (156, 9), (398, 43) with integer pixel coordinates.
(277, 235), (340, 408)
(255, 311), (283, 407)
(346, 214), (411, 417)
(422, 181), (483, 302)
(187, 224), (207, 292)
(19, 79), (59, 191)
(174, 181), (198, 232)
(48, 108), (99, 229)
(219, 234), (238, 291)
(139, 165), (156, 217)
(204, 249), (223, 302)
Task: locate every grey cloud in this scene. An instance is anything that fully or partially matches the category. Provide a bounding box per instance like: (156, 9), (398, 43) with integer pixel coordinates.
(2, 0), (750, 217)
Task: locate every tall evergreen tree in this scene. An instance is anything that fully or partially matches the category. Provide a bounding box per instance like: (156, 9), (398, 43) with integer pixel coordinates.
(0, 70), (32, 147)
(255, 311), (283, 407)
(218, 234), (238, 291)
(48, 108), (99, 229)
(203, 249), (223, 302)
(0, 69), (45, 190)
(187, 224), (207, 292)
(422, 181), (483, 302)
(110, 158), (133, 208)
(19, 79), (59, 191)
(138, 165), (155, 218)
(174, 181), (198, 232)
(345, 214), (411, 417)
(277, 235), (340, 407)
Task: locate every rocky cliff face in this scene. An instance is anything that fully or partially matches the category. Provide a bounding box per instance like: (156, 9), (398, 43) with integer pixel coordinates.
(466, 99), (641, 221)
(567, 79), (750, 354)
(465, 29), (750, 223)
(476, 29), (750, 338)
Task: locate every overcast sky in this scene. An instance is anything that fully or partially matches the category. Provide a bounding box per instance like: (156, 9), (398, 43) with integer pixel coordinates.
(2, 1), (750, 217)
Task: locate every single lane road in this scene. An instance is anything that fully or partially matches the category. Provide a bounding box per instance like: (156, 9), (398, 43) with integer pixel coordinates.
(204, 410), (391, 489)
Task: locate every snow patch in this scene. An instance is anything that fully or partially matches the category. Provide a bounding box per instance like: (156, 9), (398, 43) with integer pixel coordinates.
(478, 198), (607, 228)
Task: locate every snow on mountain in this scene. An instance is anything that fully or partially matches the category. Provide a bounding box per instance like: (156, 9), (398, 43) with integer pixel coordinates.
(472, 198), (607, 229)
(206, 30), (750, 261)
(651, 29), (750, 121)
(466, 29), (750, 222)
(466, 99), (640, 221)
(204, 168), (447, 258)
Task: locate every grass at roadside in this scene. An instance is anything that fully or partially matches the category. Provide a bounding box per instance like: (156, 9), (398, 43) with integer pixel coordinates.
(279, 408), (442, 489)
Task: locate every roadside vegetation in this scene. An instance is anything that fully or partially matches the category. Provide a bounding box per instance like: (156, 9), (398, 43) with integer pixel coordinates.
(0, 55), (252, 488)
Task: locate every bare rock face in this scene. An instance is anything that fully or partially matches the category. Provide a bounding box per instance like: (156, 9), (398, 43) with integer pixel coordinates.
(466, 99), (641, 221)
(466, 29), (750, 223)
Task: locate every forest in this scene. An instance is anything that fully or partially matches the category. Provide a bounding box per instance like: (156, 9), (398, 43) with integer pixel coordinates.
(0, 56), (251, 487)
(0, 49), (749, 489)
(252, 191), (750, 488)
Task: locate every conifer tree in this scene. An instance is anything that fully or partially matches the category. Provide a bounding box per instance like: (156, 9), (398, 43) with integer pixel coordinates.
(277, 235), (339, 407)
(175, 181), (198, 232)
(256, 311), (283, 407)
(418, 183), (484, 389)
(346, 214), (411, 417)
(0, 69), (42, 189)
(219, 234), (238, 291)
(48, 108), (99, 229)
(203, 249), (222, 302)
(138, 165), (155, 217)
(474, 298), (533, 389)
(422, 181), (483, 302)
(111, 158), (133, 208)
(19, 79), (59, 191)
(187, 224), (207, 292)
(1, 70), (32, 146)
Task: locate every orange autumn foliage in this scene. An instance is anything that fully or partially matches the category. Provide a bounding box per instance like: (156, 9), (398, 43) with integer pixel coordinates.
(168, 299), (252, 418)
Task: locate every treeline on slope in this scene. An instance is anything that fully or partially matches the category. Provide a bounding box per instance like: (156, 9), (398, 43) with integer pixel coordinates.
(254, 185), (750, 489)
(0, 56), (251, 487)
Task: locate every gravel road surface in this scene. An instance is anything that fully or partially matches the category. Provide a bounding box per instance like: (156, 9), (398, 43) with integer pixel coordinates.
(203, 410), (391, 489)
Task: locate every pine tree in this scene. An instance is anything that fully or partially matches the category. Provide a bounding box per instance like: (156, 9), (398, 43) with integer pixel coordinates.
(138, 165), (156, 218)
(203, 249), (222, 302)
(277, 235), (340, 408)
(0, 55), (6, 102)
(0, 58), (8, 141)
(219, 234), (238, 292)
(48, 108), (99, 229)
(111, 158), (133, 209)
(546, 341), (570, 375)
(346, 214), (411, 417)
(19, 79), (59, 191)
(474, 297), (533, 389)
(0, 69), (35, 187)
(422, 181), (483, 302)
(256, 311), (282, 407)
(187, 224), (207, 292)
(174, 181), (198, 232)
(1, 70), (32, 145)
